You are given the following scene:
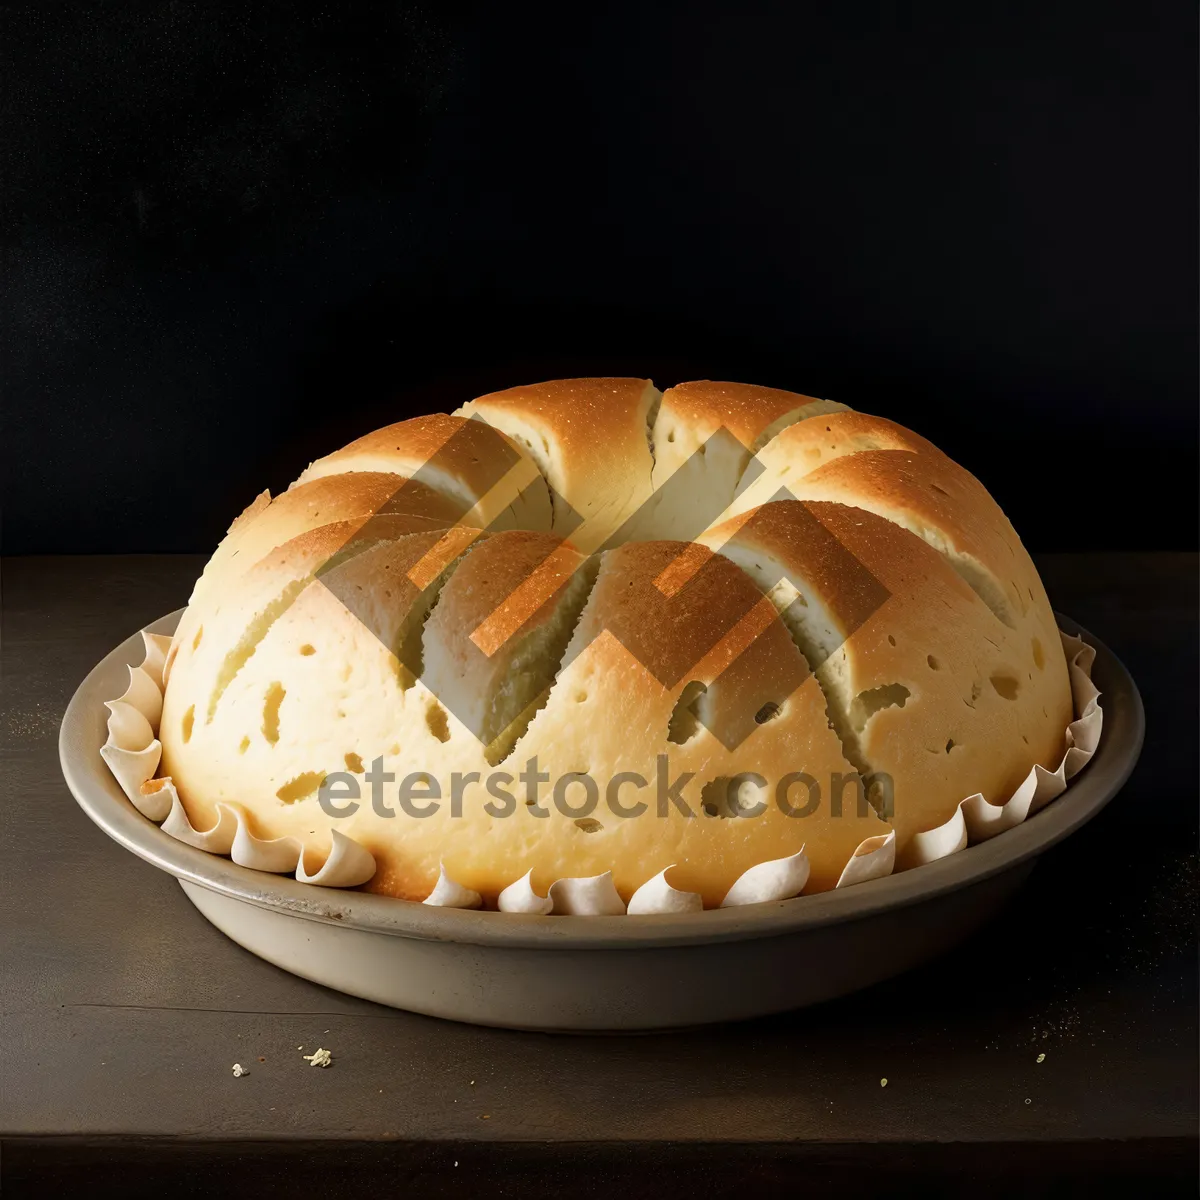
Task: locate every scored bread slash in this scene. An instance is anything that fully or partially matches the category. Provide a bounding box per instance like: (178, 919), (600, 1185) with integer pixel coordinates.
(455, 378), (660, 553)
(468, 541), (586, 658)
(296, 412), (552, 533)
(649, 540), (714, 599)
(405, 524), (487, 592)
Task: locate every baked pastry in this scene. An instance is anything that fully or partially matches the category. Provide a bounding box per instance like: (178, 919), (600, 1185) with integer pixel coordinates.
(157, 378), (1073, 908)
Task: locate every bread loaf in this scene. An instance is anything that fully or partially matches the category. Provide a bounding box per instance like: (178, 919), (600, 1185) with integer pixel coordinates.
(159, 378), (1073, 906)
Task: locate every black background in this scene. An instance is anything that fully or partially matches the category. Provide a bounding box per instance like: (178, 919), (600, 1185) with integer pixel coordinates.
(3, 0), (1196, 554)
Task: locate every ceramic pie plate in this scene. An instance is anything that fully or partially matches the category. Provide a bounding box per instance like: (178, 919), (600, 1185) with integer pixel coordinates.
(59, 610), (1142, 1031)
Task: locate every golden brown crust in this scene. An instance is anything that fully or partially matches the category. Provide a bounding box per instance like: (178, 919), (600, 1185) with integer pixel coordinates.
(727, 410), (938, 510)
(455, 378), (660, 550)
(429, 530), (583, 636)
(566, 539), (783, 696)
(629, 383), (849, 545)
(297, 413), (552, 532)
(222, 474), (461, 574)
(656, 380), (828, 448)
(789, 450), (1029, 619)
(298, 412), (500, 484)
(461, 377), (656, 461)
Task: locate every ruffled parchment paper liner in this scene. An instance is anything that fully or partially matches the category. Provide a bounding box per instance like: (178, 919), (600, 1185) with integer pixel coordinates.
(101, 630), (1102, 914)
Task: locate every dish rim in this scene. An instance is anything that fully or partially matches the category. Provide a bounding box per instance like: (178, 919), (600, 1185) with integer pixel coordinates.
(59, 610), (1143, 951)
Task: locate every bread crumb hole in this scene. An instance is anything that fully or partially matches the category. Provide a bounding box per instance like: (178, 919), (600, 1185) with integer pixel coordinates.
(574, 690), (588, 703)
(299, 644), (316, 656)
(192, 626), (204, 651)
(344, 752), (364, 773)
(574, 818), (603, 833)
(700, 776), (729, 817)
(1031, 638), (1045, 670)
(887, 634), (896, 646)
(239, 736), (250, 754)
(425, 702), (451, 743)
(700, 776), (758, 818)
(945, 738), (956, 753)
(990, 672), (1021, 701)
(667, 680), (708, 745)
(262, 682), (286, 744)
(182, 705), (195, 743)
(849, 683), (911, 733)
(666, 429), (675, 443)
(927, 655), (941, 671)
(754, 701), (781, 725)
(277, 772), (325, 804)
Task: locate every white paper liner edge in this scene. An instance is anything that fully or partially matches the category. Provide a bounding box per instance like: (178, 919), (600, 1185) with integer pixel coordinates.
(100, 626), (1102, 910)
(721, 848), (810, 907)
(548, 871), (627, 916)
(424, 862), (482, 909)
(628, 866), (704, 915)
(497, 869), (554, 914)
(835, 830), (897, 888)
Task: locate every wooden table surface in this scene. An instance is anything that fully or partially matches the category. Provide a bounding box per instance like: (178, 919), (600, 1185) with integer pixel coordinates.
(1, 553), (1196, 1196)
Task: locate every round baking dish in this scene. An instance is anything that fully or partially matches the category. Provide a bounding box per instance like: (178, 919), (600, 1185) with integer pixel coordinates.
(60, 610), (1142, 1031)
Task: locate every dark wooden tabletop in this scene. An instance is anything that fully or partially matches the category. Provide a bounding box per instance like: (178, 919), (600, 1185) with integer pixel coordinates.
(1, 553), (1196, 1197)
